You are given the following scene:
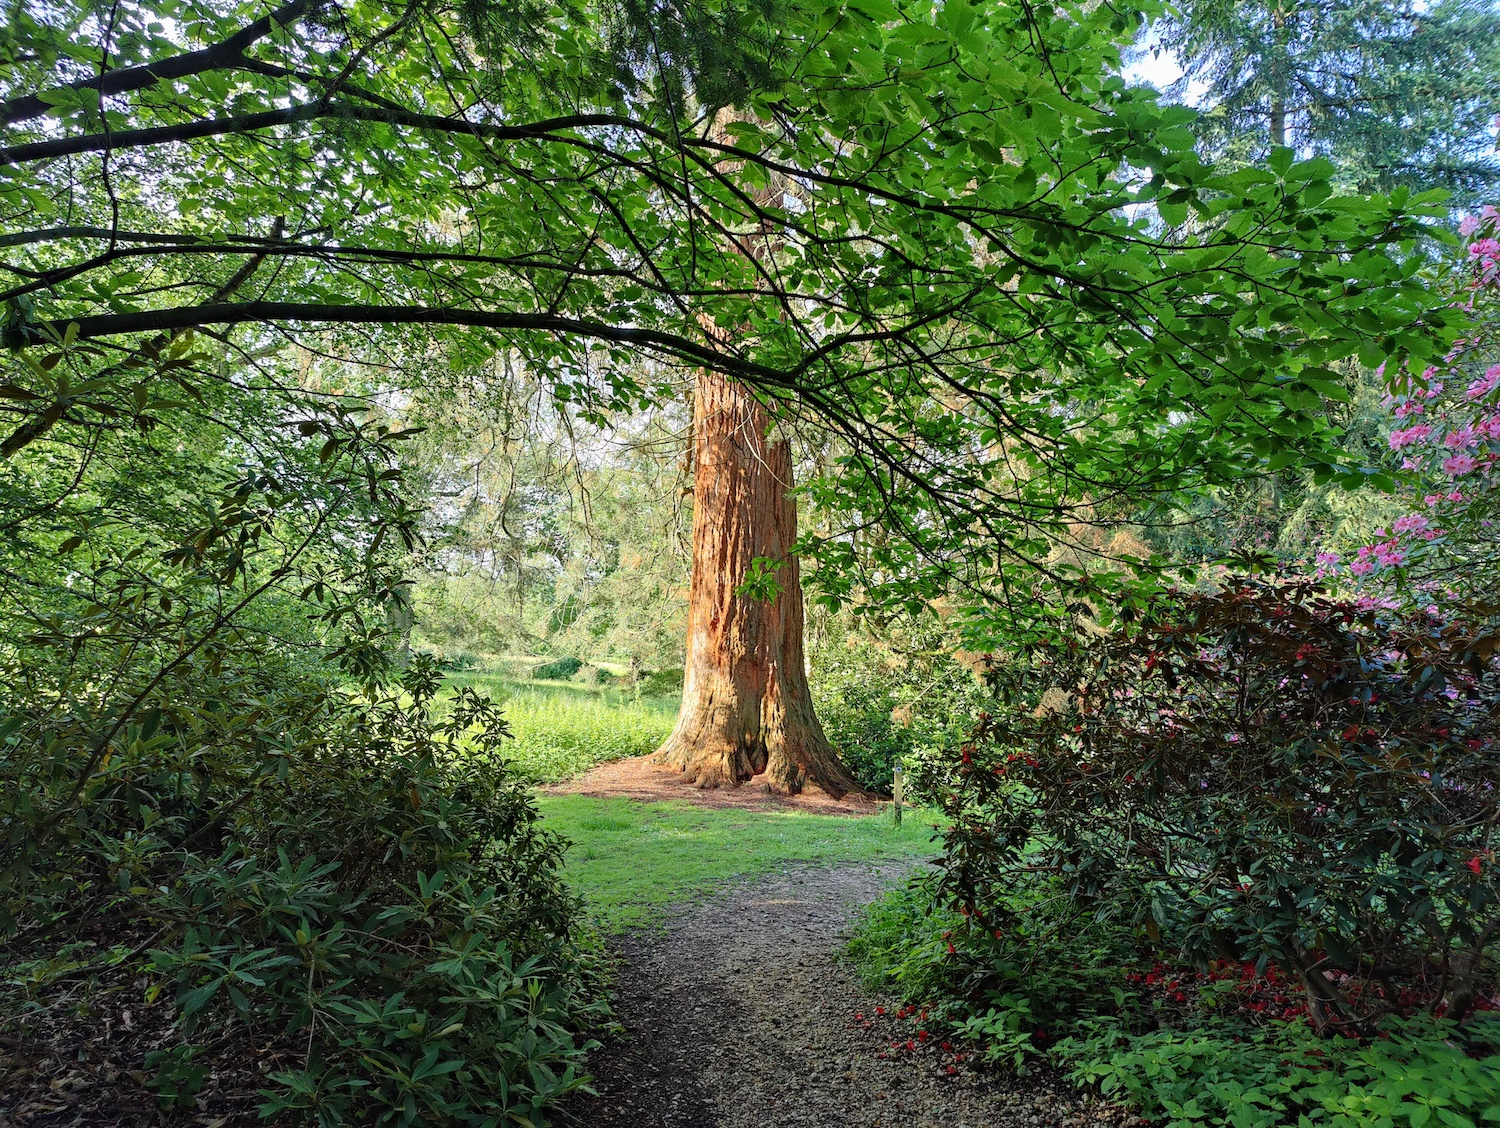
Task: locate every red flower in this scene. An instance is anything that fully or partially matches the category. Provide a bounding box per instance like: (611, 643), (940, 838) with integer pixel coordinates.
(1469, 856), (1485, 875)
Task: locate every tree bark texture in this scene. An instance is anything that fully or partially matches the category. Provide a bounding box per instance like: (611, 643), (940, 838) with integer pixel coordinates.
(653, 369), (856, 798)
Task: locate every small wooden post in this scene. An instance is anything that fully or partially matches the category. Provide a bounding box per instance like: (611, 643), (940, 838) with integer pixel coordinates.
(892, 759), (904, 827)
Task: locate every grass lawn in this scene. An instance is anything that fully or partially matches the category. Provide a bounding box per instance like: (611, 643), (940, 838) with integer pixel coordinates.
(440, 656), (936, 929)
(537, 794), (942, 931)
(443, 668), (679, 783)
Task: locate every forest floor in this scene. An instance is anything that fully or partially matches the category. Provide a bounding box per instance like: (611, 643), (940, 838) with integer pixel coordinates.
(559, 861), (1141, 1128)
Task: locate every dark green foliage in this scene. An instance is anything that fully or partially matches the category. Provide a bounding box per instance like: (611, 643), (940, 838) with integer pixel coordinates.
(0, 307), (602, 1125)
(1061, 1017), (1500, 1128)
(533, 656), (585, 680)
(850, 884), (1500, 1127)
(598, 0), (788, 110)
(637, 667), (685, 696)
(850, 880), (1149, 1067)
(815, 675), (917, 793)
(933, 579), (1500, 1028)
(2, 657), (603, 1125)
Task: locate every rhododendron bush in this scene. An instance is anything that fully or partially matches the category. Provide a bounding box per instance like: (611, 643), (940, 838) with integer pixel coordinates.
(1319, 207), (1500, 603)
(933, 580), (1500, 1030)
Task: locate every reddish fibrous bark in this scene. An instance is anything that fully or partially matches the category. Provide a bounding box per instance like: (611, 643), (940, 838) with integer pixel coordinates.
(653, 369), (857, 798)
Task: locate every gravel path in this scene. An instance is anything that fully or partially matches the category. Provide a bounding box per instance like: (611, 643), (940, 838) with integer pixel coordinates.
(561, 862), (1139, 1128)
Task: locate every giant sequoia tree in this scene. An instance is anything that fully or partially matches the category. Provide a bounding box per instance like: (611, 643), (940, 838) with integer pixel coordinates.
(655, 368), (856, 794)
(1, 0), (1467, 724)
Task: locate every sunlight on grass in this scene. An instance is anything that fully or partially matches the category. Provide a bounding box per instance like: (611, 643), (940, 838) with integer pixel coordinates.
(443, 671), (679, 783)
(536, 795), (942, 931)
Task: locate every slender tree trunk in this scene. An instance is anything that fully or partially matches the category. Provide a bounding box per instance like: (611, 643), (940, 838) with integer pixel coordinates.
(1270, 5), (1289, 149)
(653, 368), (857, 797)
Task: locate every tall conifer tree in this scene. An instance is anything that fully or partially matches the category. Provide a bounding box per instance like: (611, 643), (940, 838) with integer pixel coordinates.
(1153, 0), (1500, 204)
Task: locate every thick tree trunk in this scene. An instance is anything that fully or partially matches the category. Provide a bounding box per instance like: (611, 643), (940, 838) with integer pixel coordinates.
(653, 369), (857, 798)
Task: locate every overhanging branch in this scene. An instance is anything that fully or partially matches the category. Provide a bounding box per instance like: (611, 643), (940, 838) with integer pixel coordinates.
(0, 0), (316, 128)
(1, 301), (803, 391)
(0, 104), (637, 166)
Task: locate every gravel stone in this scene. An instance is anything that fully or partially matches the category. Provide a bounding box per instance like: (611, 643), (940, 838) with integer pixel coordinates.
(561, 862), (1141, 1128)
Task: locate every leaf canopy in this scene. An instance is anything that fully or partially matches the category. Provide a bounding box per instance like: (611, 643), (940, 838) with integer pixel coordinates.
(0, 0), (1467, 632)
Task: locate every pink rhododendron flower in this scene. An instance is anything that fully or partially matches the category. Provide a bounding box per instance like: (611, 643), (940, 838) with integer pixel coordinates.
(1467, 368), (1500, 399)
(1443, 453), (1477, 476)
(1350, 559), (1376, 576)
(1388, 424), (1434, 449)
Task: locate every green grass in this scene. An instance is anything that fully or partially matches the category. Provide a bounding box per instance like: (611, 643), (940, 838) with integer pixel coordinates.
(535, 795), (942, 930)
(444, 670), (679, 783)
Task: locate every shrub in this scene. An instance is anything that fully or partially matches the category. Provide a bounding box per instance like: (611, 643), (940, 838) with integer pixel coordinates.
(849, 881), (1500, 1128)
(849, 880), (1149, 1068)
(1057, 1017), (1500, 1128)
(810, 627), (992, 794)
(1, 656), (604, 1125)
(933, 579), (1500, 1030)
(532, 656), (584, 681)
(637, 667), (685, 697)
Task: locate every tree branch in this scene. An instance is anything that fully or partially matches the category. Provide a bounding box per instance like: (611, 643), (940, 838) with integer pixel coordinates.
(1, 222), (282, 459)
(0, 103), (636, 166)
(0, 0), (316, 127)
(1, 300), (803, 391)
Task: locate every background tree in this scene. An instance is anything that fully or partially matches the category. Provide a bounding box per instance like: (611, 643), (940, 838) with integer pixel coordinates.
(400, 353), (693, 666)
(1152, 0), (1500, 205)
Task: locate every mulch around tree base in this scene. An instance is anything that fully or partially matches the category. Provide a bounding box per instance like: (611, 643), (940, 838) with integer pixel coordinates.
(541, 755), (885, 815)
